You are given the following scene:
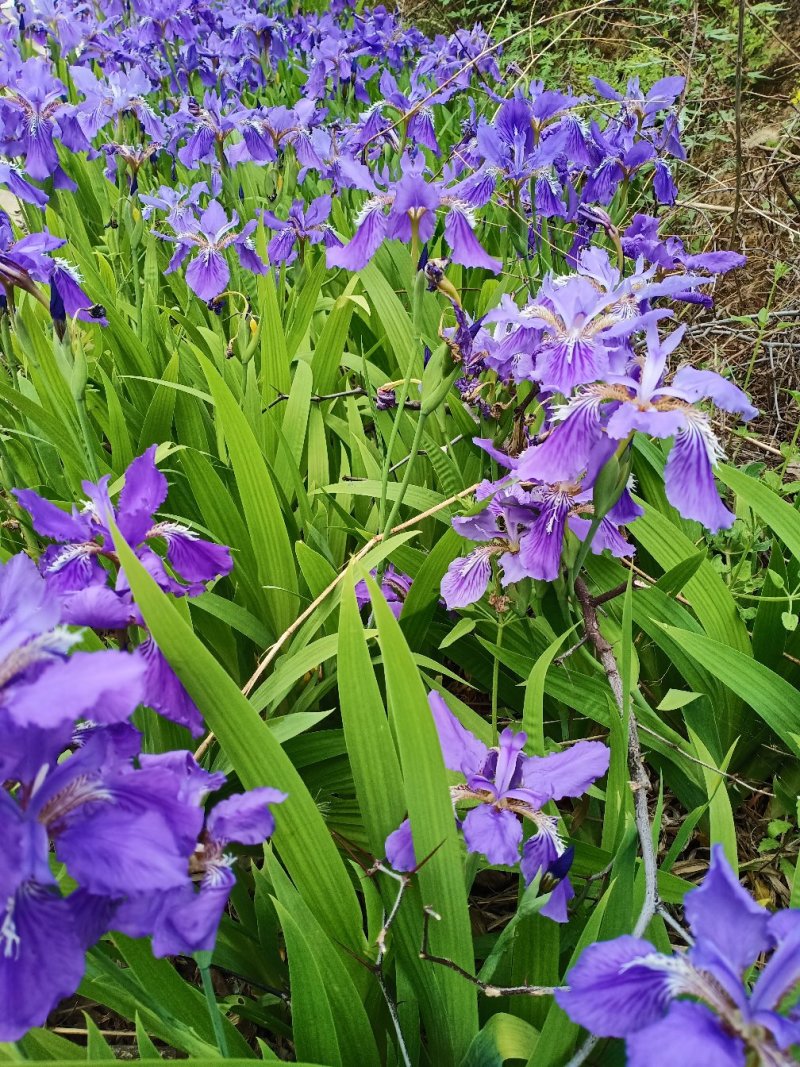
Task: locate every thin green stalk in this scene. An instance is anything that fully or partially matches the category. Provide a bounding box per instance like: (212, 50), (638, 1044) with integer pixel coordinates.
(0, 312), (16, 378)
(380, 409), (428, 541)
(491, 616), (505, 744)
(743, 272), (780, 393)
(378, 272), (425, 532)
(197, 956), (229, 1056)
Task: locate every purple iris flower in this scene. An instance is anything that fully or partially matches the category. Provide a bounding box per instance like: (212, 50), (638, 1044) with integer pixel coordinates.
(327, 164), (500, 273)
(590, 75), (685, 127)
(157, 200), (268, 301)
(0, 161), (47, 207)
(139, 181), (208, 223)
(14, 447), (233, 600)
(113, 777), (286, 956)
(0, 722), (283, 1040)
(582, 129), (657, 205)
(0, 554), (146, 773)
(261, 195), (341, 265)
(622, 214), (746, 306)
(18, 0), (92, 53)
(170, 91), (253, 168)
(223, 99), (323, 167)
(64, 65), (164, 145)
(473, 97), (567, 215)
(100, 141), (162, 192)
(0, 58), (71, 183)
(355, 564), (412, 619)
(485, 271), (671, 394)
(557, 846), (800, 1066)
(14, 448), (233, 735)
(376, 69), (444, 154)
(517, 324), (757, 532)
(442, 471), (639, 605)
(385, 693), (609, 921)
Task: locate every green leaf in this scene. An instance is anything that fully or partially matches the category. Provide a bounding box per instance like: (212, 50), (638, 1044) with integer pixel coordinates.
(661, 624), (800, 759)
(109, 521), (367, 968)
(440, 617), (476, 650)
(401, 527), (462, 650)
(271, 900), (343, 1067)
(633, 503), (751, 654)
(267, 853), (380, 1067)
(257, 267), (290, 398)
(360, 261), (422, 379)
(199, 355), (298, 634)
(12, 1032), (85, 1061)
(657, 689), (703, 711)
(338, 571), (406, 854)
(135, 1014), (162, 1059)
(311, 277), (358, 393)
(522, 624), (578, 756)
(366, 575), (479, 1064)
(719, 464), (800, 561)
(461, 1014), (538, 1067)
(525, 885), (611, 1066)
(83, 1015), (116, 1061)
(687, 729), (738, 871)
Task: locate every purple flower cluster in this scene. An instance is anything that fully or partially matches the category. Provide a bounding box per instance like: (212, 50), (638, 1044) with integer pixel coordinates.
(0, 0), (708, 314)
(14, 447), (232, 736)
(558, 847), (800, 1066)
(386, 693), (609, 921)
(439, 240), (755, 607)
(0, 553), (284, 1040)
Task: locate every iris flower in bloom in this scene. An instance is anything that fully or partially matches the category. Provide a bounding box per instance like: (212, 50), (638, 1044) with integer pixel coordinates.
(441, 465), (640, 607)
(557, 846), (800, 1066)
(14, 447), (232, 599)
(14, 447), (232, 734)
(0, 58), (72, 184)
(113, 769), (287, 956)
(622, 213), (747, 307)
(0, 210), (106, 325)
(0, 160), (47, 206)
(517, 324), (757, 532)
(327, 164), (501, 273)
(0, 721), (284, 1040)
(157, 199), (268, 301)
(0, 554), (146, 774)
(469, 98), (571, 216)
(385, 693), (609, 921)
(64, 64), (164, 144)
(484, 269), (674, 394)
(170, 91), (263, 167)
(261, 195), (341, 265)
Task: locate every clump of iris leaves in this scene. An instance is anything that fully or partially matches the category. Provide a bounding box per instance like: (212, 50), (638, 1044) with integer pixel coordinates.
(0, 1), (799, 1065)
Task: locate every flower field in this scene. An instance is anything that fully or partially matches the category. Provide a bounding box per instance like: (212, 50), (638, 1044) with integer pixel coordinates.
(1, 0), (800, 1064)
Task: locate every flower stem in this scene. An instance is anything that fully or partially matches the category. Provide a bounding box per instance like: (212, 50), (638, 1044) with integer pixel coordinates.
(380, 409), (428, 545)
(378, 272), (425, 536)
(491, 616), (505, 744)
(197, 956), (229, 1057)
